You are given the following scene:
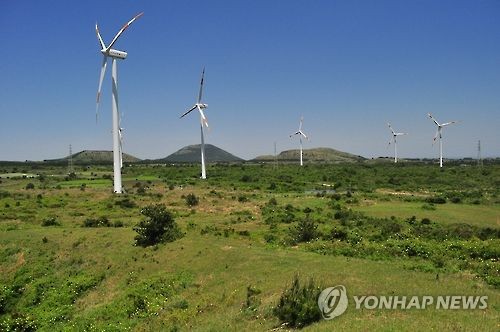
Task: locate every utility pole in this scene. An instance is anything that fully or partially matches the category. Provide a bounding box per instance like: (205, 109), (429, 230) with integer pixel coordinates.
(68, 144), (74, 174)
(477, 140), (483, 167)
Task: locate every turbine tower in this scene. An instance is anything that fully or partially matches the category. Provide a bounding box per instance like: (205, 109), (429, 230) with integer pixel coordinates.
(290, 116), (309, 166)
(95, 12), (143, 193)
(387, 123), (407, 163)
(180, 68), (209, 179)
(428, 113), (457, 168)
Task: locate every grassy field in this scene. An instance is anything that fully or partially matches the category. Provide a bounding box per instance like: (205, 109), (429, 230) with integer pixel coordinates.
(0, 162), (499, 331)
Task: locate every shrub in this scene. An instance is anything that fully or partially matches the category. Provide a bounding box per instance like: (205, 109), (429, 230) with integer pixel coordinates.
(113, 220), (124, 228)
(421, 218), (431, 225)
(264, 233), (278, 243)
(133, 204), (182, 247)
(240, 175), (252, 182)
(83, 217), (110, 227)
(25, 183), (35, 190)
(289, 216), (319, 244)
(273, 275), (322, 328)
(185, 193), (199, 207)
(244, 285), (261, 311)
(426, 196), (446, 204)
(330, 228), (348, 241)
(41, 217), (60, 227)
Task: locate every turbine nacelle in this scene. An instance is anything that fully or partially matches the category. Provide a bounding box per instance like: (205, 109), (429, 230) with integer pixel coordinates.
(196, 103), (208, 109)
(101, 48), (127, 59)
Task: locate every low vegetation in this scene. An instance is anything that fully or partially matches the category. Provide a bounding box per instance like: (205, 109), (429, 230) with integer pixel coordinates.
(133, 204), (182, 247)
(0, 161), (498, 330)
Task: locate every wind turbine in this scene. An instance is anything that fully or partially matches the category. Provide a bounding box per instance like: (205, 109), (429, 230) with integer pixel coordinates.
(387, 123), (407, 163)
(95, 12), (143, 193)
(180, 68), (209, 179)
(428, 113), (457, 168)
(290, 116), (308, 166)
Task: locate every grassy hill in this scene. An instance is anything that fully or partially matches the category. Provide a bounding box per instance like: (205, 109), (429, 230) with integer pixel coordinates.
(253, 147), (366, 163)
(157, 144), (244, 163)
(45, 150), (141, 164)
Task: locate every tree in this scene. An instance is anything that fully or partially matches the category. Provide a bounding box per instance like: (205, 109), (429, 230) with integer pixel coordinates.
(133, 204), (182, 247)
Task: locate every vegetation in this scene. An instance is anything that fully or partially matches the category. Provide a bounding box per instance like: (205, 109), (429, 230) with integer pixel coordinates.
(133, 204), (182, 247)
(0, 161), (498, 330)
(273, 275), (323, 328)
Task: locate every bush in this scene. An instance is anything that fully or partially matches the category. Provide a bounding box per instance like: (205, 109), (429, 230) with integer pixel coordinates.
(268, 197), (278, 206)
(273, 275), (322, 328)
(25, 183), (35, 190)
(133, 204), (182, 247)
(41, 217), (60, 227)
(244, 285), (261, 311)
(426, 196), (447, 204)
(83, 217), (110, 227)
(289, 216), (319, 244)
(330, 228), (348, 241)
(185, 193), (199, 207)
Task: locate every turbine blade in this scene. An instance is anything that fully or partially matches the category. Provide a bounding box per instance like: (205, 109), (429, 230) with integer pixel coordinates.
(441, 121), (457, 127)
(387, 123), (395, 134)
(428, 113), (440, 126)
(95, 23), (106, 49)
(198, 107), (209, 128)
(299, 116), (303, 131)
(432, 129), (439, 144)
(95, 55), (108, 123)
(197, 67), (205, 103)
(106, 12), (144, 52)
(300, 131), (308, 139)
(180, 105), (197, 118)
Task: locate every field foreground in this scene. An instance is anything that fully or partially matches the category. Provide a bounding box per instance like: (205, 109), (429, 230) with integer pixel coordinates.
(0, 163), (499, 330)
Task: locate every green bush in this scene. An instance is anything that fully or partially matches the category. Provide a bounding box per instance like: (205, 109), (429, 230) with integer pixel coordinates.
(83, 217), (110, 227)
(41, 217), (60, 226)
(133, 204), (183, 247)
(25, 183), (35, 190)
(288, 216), (319, 244)
(185, 193), (199, 207)
(426, 196), (447, 204)
(330, 228), (348, 241)
(273, 275), (322, 328)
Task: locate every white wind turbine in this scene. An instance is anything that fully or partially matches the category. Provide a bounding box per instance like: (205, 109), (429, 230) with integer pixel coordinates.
(387, 123), (407, 163)
(95, 12), (143, 193)
(290, 116), (309, 166)
(180, 68), (209, 179)
(428, 113), (457, 168)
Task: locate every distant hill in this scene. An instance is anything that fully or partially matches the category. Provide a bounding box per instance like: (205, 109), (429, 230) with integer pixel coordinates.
(253, 147), (365, 163)
(157, 144), (244, 163)
(44, 150), (141, 164)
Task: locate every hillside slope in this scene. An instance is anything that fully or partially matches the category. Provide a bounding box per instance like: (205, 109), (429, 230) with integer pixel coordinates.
(45, 150), (141, 164)
(157, 144), (244, 163)
(253, 147), (365, 163)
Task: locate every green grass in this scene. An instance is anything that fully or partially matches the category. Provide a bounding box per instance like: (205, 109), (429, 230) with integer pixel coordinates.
(0, 162), (499, 330)
(355, 201), (500, 228)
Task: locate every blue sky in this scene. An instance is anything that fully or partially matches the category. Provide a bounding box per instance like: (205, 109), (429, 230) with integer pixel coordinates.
(1, 0), (499, 161)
